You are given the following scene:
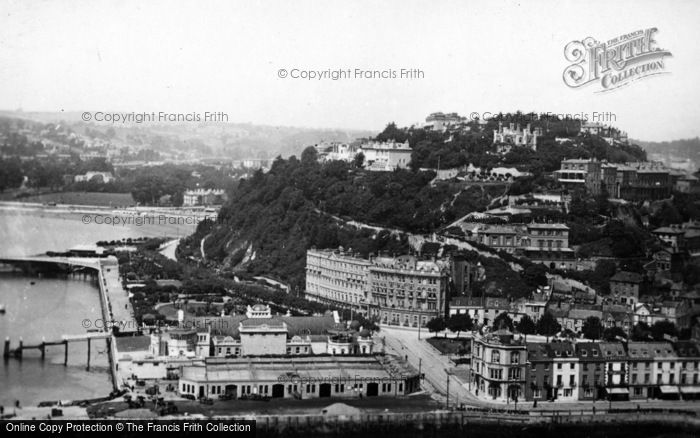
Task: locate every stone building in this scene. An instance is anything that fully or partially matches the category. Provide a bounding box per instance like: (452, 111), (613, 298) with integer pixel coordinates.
(470, 331), (528, 403)
(304, 247), (372, 311)
(554, 158), (602, 195)
(368, 255), (451, 328)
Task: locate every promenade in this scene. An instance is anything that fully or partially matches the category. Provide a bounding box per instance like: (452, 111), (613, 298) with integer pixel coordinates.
(98, 257), (137, 333)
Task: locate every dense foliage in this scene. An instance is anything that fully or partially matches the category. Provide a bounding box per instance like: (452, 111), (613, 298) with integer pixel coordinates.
(198, 150), (508, 291)
(373, 114), (647, 173)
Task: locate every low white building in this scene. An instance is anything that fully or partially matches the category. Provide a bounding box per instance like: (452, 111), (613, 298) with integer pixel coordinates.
(359, 140), (412, 171)
(74, 171), (115, 183)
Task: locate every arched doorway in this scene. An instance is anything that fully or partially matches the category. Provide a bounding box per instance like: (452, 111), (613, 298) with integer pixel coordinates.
(319, 383), (331, 398)
(272, 384), (284, 398)
(225, 385), (238, 399)
(367, 382), (379, 397)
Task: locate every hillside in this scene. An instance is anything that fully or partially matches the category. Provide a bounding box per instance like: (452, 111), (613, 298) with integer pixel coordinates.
(177, 148), (507, 291)
(177, 117), (653, 293)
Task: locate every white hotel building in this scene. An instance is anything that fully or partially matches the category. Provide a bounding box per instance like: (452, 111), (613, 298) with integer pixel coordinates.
(305, 248), (372, 311)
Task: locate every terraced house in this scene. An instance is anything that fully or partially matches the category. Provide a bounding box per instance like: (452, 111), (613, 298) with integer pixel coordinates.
(367, 255), (450, 327)
(305, 247), (372, 311)
(576, 342), (606, 401)
(470, 335), (700, 403)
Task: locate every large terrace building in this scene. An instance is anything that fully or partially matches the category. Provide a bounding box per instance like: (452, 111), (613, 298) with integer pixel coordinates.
(368, 255), (450, 328)
(305, 247), (372, 311)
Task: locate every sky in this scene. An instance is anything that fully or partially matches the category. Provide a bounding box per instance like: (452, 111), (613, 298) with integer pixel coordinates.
(0, 0), (699, 141)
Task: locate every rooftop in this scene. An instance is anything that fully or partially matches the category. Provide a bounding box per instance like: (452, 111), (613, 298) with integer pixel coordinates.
(115, 336), (151, 352)
(610, 271), (644, 284)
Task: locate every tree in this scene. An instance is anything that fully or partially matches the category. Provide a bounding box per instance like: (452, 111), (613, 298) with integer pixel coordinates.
(631, 322), (651, 341)
(301, 146), (318, 166)
(536, 311), (561, 338)
(522, 264), (548, 288)
(0, 158), (24, 192)
(353, 152), (365, 169)
(446, 313), (473, 338)
(492, 312), (514, 331)
(426, 317), (446, 337)
(603, 326), (627, 341)
(516, 314), (536, 335)
(581, 316), (604, 340)
(650, 320), (678, 341)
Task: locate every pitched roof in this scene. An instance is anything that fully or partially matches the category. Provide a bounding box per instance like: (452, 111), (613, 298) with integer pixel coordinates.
(575, 342), (604, 361)
(673, 341), (700, 358)
(599, 342), (627, 359)
(115, 335), (151, 352)
(240, 319), (286, 328)
(610, 271), (643, 283)
(627, 342), (675, 359)
(549, 341), (576, 358)
(527, 343), (551, 361)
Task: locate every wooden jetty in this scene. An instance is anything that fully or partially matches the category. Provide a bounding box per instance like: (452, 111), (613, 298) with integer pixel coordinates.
(3, 332), (110, 370)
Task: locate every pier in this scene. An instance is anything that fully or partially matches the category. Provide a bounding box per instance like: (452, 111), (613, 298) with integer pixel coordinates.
(3, 332), (110, 369)
(0, 254), (138, 391)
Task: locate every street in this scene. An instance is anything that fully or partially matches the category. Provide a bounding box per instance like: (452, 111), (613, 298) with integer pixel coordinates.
(379, 326), (700, 413)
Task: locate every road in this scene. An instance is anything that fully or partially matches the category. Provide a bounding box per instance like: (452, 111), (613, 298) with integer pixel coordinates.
(379, 326), (700, 413)
(379, 326), (473, 408)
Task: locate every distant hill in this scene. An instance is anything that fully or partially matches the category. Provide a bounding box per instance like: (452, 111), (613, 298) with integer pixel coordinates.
(0, 110), (375, 160)
(634, 137), (700, 172)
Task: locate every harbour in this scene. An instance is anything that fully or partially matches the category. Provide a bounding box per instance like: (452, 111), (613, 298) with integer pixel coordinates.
(0, 206), (189, 407)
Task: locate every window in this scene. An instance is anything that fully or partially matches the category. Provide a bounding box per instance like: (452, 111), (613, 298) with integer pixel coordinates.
(509, 368), (521, 380)
(491, 351), (501, 363)
(510, 352), (520, 364)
